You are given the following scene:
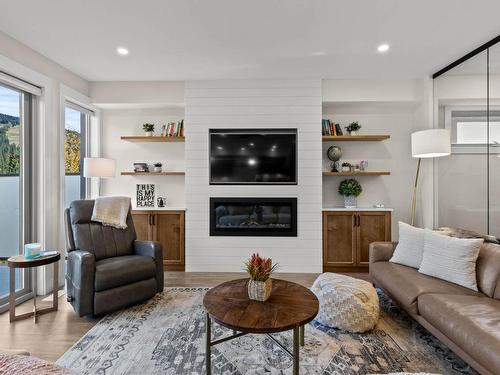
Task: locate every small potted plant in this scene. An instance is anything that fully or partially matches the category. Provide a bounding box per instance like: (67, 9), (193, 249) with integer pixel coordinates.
(153, 162), (162, 173)
(338, 178), (362, 208)
(142, 123), (155, 137)
(345, 121), (361, 135)
(245, 253), (278, 302)
(341, 162), (352, 172)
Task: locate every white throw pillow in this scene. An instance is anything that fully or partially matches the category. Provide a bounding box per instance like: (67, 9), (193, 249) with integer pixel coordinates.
(418, 229), (483, 291)
(389, 222), (426, 268)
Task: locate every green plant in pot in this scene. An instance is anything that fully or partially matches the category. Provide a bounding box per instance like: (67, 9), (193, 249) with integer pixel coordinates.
(345, 121), (361, 135)
(341, 162), (351, 172)
(339, 178), (362, 208)
(142, 123), (155, 137)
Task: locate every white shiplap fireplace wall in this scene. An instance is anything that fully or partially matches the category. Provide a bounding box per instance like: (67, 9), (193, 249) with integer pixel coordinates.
(185, 80), (322, 272)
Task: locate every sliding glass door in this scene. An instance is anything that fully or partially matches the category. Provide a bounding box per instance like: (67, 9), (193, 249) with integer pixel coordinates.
(434, 37), (500, 237)
(0, 83), (33, 311)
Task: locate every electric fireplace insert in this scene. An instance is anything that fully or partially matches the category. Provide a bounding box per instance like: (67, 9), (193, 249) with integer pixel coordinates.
(209, 197), (297, 237)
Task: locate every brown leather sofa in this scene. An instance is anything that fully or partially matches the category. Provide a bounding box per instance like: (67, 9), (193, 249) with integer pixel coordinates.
(369, 241), (500, 375)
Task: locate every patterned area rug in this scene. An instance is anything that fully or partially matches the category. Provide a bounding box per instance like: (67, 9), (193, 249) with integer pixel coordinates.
(56, 287), (478, 375)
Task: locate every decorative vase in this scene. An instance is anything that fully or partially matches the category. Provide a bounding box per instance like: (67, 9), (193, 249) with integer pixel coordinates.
(344, 195), (357, 208)
(349, 130), (358, 136)
(342, 166), (351, 172)
(248, 278), (272, 302)
(145, 131), (153, 137)
(154, 166), (162, 173)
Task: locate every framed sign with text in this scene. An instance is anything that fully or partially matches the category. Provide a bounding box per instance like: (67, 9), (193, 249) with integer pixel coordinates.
(136, 184), (155, 208)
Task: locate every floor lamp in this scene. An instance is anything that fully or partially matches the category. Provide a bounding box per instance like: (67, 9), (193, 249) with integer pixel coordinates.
(410, 129), (451, 226)
(83, 157), (116, 197)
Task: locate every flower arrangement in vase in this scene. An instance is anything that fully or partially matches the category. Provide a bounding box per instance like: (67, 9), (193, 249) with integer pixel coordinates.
(345, 121), (361, 135)
(338, 178), (362, 208)
(245, 253), (278, 302)
(142, 123), (155, 136)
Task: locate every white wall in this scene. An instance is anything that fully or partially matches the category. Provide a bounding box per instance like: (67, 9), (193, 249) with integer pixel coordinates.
(101, 107), (185, 208)
(90, 81), (184, 108)
(184, 80), (322, 272)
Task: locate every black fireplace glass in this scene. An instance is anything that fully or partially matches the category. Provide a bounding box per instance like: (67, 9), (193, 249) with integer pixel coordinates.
(210, 197), (297, 237)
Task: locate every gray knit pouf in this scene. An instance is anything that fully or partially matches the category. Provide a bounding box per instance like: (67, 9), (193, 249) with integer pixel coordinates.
(311, 273), (379, 333)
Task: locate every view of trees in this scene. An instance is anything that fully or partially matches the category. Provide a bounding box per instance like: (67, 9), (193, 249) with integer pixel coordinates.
(0, 112), (81, 175)
(0, 126), (20, 174)
(65, 129), (81, 174)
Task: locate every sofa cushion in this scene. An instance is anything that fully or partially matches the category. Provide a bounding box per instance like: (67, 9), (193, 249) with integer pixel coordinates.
(476, 242), (500, 298)
(418, 293), (500, 375)
(370, 261), (481, 314)
(419, 230), (482, 291)
(389, 222), (425, 269)
(95, 255), (156, 292)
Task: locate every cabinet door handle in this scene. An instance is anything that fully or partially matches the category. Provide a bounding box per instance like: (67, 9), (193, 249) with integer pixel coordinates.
(357, 214), (360, 227)
(148, 214), (152, 226)
(152, 214), (156, 226)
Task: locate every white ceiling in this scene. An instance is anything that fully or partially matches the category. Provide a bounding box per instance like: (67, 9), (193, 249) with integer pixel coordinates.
(1, 0), (499, 81)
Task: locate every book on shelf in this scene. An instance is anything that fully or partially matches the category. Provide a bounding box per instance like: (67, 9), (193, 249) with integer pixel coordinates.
(322, 119), (342, 136)
(163, 120), (184, 137)
(335, 123), (343, 136)
(133, 162), (149, 173)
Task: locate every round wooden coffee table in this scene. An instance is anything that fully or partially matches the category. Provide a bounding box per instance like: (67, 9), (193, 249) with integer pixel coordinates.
(203, 278), (319, 375)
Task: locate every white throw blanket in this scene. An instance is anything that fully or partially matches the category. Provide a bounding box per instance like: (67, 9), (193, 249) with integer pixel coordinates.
(91, 196), (131, 229)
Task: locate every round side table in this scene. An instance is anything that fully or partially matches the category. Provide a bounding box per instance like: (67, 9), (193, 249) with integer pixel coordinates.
(7, 252), (61, 323)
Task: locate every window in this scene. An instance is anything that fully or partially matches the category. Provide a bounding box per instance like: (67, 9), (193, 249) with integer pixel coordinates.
(445, 107), (500, 153)
(64, 103), (90, 207)
(0, 82), (33, 311)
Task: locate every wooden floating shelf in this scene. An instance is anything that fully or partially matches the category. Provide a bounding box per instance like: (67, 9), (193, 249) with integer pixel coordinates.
(121, 136), (185, 142)
(121, 172), (185, 176)
(322, 135), (390, 142)
(323, 171), (391, 176)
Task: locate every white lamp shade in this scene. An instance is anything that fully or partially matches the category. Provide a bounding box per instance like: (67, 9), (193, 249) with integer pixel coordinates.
(83, 157), (116, 178)
(411, 129), (451, 158)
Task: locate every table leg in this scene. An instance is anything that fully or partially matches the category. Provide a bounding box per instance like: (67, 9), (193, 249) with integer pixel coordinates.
(206, 313), (211, 375)
(33, 267), (37, 323)
(9, 268), (15, 322)
(53, 261), (59, 310)
(293, 326), (299, 375)
(300, 325), (305, 346)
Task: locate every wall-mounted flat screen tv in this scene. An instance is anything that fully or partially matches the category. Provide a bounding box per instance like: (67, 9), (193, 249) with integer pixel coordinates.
(209, 129), (297, 185)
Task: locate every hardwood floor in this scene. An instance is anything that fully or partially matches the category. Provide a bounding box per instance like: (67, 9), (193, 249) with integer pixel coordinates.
(0, 271), (368, 362)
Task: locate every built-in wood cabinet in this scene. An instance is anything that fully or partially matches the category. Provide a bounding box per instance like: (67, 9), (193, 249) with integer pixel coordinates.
(132, 210), (185, 271)
(323, 210), (391, 272)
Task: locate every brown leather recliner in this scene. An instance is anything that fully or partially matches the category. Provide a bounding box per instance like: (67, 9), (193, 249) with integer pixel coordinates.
(369, 241), (500, 375)
(65, 200), (164, 317)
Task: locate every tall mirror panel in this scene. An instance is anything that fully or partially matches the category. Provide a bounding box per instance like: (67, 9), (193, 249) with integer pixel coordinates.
(488, 45), (500, 236)
(434, 51), (488, 233)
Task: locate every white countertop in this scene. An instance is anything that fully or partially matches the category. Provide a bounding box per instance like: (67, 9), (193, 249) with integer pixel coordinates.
(323, 206), (393, 212)
(132, 207), (186, 211)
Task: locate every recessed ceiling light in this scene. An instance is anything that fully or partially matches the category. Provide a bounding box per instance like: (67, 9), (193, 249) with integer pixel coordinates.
(311, 51), (327, 56)
(377, 43), (390, 53)
(117, 47), (129, 56)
